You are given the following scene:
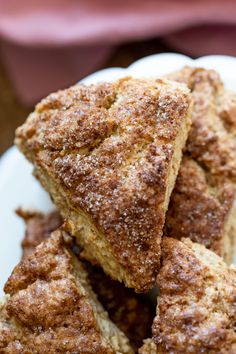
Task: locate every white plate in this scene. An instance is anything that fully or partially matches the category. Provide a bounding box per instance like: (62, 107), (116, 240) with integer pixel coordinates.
(1, 53), (236, 295)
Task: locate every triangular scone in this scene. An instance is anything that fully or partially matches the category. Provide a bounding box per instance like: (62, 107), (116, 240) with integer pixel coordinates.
(139, 237), (236, 354)
(165, 67), (236, 263)
(15, 77), (192, 292)
(18, 209), (154, 351)
(0, 230), (133, 353)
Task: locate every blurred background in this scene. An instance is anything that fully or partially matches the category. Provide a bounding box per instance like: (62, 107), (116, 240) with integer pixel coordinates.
(0, 0), (236, 154)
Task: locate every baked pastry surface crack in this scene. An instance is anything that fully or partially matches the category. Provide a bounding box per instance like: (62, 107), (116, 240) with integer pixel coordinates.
(15, 77), (191, 291)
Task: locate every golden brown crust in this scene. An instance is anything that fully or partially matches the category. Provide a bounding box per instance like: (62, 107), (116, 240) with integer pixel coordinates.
(151, 237), (236, 354)
(19, 210), (154, 352)
(0, 231), (133, 353)
(165, 156), (235, 260)
(218, 89), (236, 131)
(15, 77), (191, 291)
(165, 67), (236, 262)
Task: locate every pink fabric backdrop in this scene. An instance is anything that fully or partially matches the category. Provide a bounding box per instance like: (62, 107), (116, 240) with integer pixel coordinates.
(0, 0), (236, 104)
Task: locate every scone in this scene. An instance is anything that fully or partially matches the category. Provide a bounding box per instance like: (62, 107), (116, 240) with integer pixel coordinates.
(18, 209), (154, 351)
(139, 237), (236, 354)
(0, 230), (133, 353)
(15, 77), (192, 292)
(165, 67), (236, 263)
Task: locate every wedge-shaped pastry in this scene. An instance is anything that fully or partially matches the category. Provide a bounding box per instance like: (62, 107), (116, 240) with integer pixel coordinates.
(139, 237), (236, 354)
(18, 209), (154, 351)
(0, 230), (133, 353)
(15, 77), (191, 291)
(165, 67), (236, 263)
